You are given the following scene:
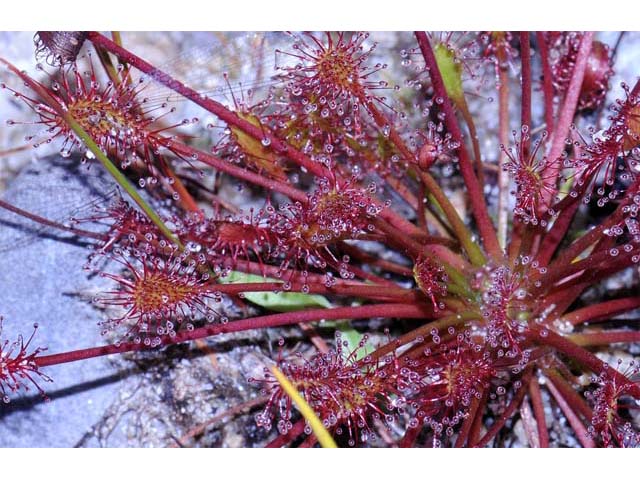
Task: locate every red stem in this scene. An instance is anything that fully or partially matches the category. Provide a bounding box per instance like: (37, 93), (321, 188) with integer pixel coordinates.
(538, 255), (634, 318)
(86, 32), (327, 179)
(525, 327), (640, 398)
(519, 397), (539, 447)
(398, 423), (421, 448)
(171, 396), (268, 447)
(339, 243), (414, 276)
(368, 311), (479, 362)
(459, 102), (486, 188)
(454, 390), (483, 447)
(0, 198), (106, 241)
(414, 31), (501, 260)
(536, 194), (581, 266)
(544, 368), (593, 420)
(563, 297), (640, 325)
(528, 378), (549, 448)
(534, 248), (627, 294)
(545, 375), (595, 448)
(168, 140), (307, 203)
(265, 419), (306, 448)
(298, 433), (318, 448)
(467, 389), (489, 446)
(569, 330), (640, 347)
(227, 259), (366, 288)
(519, 32), (532, 149)
(535, 32), (555, 133)
(497, 37), (511, 250)
(210, 281), (420, 302)
(474, 368), (533, 447)
(547, 208), (622, 273)
(543, 32), (594, 203)
(35, 303), (431, 368)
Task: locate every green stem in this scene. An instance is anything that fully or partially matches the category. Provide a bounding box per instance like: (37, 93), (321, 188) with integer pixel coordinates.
(66, 117), (182, 247)
(420, 171), (486, 266)
(0, 57), (180, 248)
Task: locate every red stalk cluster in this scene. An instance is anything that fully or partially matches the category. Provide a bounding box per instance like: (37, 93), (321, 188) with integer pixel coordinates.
(0, 30), (639, 448)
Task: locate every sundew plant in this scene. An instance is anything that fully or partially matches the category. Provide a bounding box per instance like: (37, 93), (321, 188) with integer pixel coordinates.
(0, 31), (640, 448)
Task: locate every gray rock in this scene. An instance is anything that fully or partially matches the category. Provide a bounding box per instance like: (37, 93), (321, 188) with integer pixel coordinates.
(0, 155), (272, 447)
(0, 155), (125, 447)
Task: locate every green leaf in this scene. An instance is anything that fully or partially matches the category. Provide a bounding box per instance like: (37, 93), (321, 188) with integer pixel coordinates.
(433, 42), (464, 107)
(337, 324), (370, 361)
(220, 271), (332, 312)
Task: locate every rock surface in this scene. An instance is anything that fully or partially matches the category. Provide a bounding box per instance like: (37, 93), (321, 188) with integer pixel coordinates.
(0, 156), (270, 447)
(0, 155), (125, 447)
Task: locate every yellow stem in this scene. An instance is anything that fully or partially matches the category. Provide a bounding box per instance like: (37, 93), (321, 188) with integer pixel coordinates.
(270, 366), (338, 448)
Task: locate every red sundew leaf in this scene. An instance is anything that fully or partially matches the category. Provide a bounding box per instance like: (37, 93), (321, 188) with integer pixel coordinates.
(501, 127), (559, 226)
(1, 53), (196, 180)
(94, 248), (221, 345)
(412, 256), (448, 311)
(586, 361), (640, 448)
(0, 318), (51, 403)
(251, 331), (419, 446)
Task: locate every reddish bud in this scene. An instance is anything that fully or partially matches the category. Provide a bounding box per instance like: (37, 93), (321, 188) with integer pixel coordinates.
(581, 41), (614, 111)
(34, 31), (87, 66)
(416, 122), (459, 171)
(549, 33), (614, 111)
